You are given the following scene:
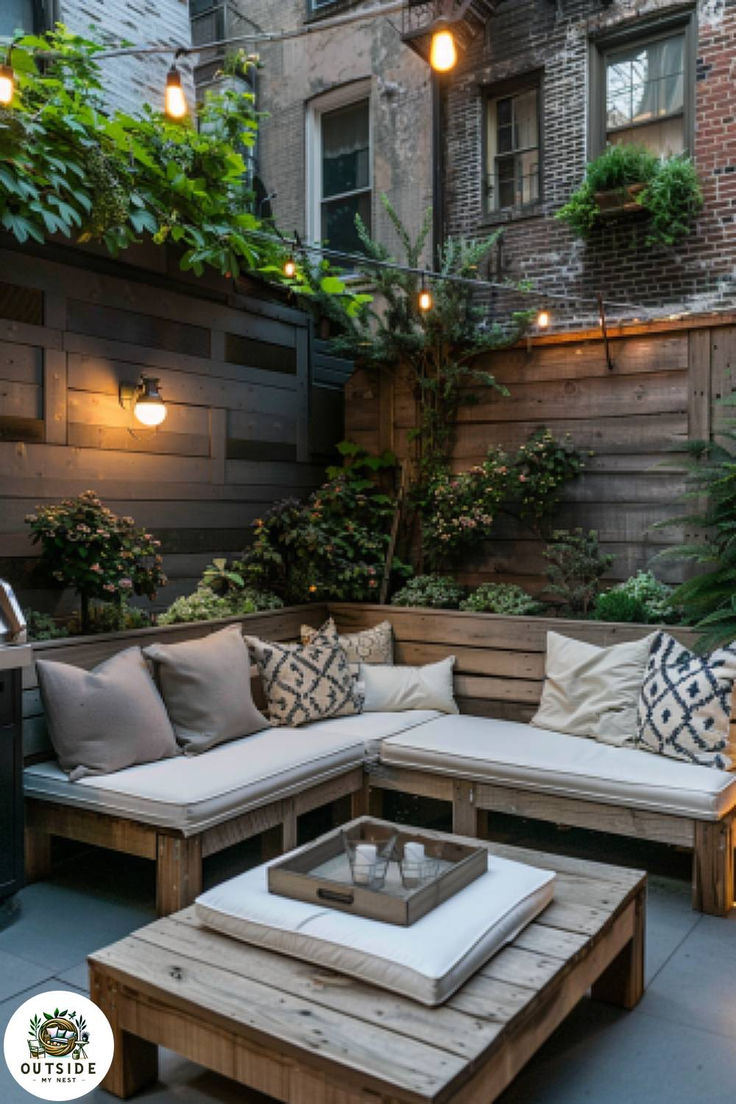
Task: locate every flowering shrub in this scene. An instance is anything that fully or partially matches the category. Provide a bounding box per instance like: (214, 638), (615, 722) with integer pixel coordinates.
(390, 574), (465, 609)
(422, 447), (510, 568)
(512, 429), (586, 530)
(26, 491), (166, 633)
(240, 444), (410, 603)
(460, 583), (542, 616)
(421, 431), (584, 568)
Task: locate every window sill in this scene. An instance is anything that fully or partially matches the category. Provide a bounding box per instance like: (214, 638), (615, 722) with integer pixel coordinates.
(479, 203), (545, 228)
(304, 0), (366, 24)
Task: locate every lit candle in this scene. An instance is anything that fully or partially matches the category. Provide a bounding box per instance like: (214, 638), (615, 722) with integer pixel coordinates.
(353, 843), (377, 885)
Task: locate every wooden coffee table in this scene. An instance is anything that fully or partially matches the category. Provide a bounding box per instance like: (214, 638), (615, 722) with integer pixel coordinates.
(89, 830), (646, 1103)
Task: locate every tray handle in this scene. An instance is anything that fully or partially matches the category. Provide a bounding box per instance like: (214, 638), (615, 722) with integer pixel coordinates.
(317, 887), (355, 905)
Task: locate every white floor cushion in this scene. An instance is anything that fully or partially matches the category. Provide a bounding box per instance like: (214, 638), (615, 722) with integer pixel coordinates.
(195, 849), (555, 1006)
(379, 715), (736, 820)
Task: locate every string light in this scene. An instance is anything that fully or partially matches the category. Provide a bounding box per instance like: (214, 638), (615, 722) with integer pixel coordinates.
(429, 22), (457, 72)
(164, 57), (187, 119)
(283, 256), (297, 278)
(0, 62), (14, 106)
(536, 308), (550, 329)
(418, 277), (433, 312)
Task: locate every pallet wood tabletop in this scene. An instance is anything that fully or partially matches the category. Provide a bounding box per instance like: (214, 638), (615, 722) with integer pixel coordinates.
(89, 831), (646, 1104)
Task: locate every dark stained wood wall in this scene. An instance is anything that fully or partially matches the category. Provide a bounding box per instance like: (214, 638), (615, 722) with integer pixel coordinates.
(345, 316), (736, 592)
(0, 243), (343, 612)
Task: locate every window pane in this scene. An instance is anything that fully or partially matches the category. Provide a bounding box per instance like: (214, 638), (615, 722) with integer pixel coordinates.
(513, 90), (538, 150)
(0, 0), (34, 36)
(606, 35), (684, 132)
(608, 115), (684, 157)
(322, 100), (370, 199)
(322, 191), (371, 253)
(487, 85), (539, 211)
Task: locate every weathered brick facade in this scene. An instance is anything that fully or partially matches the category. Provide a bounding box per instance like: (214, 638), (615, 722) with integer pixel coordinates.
(226, 1), (433, 257)
(444, 0), (736, 327)
(58, 0), (193, 115)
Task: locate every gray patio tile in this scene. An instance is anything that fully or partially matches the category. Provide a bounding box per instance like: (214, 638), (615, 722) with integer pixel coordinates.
(0, 947), (55, 1002)
(497, 997), (736, 1104)
(644, 875), (702, 983)
(640, 909), (736, 1040)
(0, 880), (153, 971)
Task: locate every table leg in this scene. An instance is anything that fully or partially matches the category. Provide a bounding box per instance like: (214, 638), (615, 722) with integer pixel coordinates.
(89, 964), (158, 1098)
(591, 887), (645, 1010)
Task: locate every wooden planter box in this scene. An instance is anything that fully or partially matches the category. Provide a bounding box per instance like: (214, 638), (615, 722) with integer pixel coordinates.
(594, 182), (647, 217)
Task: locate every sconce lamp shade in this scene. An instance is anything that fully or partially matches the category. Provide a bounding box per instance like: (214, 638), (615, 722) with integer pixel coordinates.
(0, 64), (14, 106)
(429, 25), (457, 72)
(165, 65), (187, 119)
(134, 377), (167, 426)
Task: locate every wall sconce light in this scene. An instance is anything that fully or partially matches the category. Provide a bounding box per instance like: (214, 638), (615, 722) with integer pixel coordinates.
(119, 376), (167, 427)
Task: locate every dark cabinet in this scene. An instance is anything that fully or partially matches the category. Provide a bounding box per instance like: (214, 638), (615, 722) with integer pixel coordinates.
(0, 667), (23, 899)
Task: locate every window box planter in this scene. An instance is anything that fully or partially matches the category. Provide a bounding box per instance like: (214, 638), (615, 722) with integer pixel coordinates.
(594, 182), (647, 217)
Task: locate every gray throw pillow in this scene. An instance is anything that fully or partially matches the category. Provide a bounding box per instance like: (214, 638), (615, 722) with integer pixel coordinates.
(144, 624), (270, 754)
(36, 647), (180, 781)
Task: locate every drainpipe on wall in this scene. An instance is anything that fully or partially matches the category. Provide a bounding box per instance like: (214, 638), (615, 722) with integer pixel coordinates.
(431, 69), (445, 265)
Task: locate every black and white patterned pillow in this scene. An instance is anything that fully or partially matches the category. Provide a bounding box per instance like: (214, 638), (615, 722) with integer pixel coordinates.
(636, 631), (736, 769)
(246, 627), (363, 727)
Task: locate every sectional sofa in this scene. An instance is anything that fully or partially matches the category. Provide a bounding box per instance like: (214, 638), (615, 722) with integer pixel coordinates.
(21, 603), (736, 916)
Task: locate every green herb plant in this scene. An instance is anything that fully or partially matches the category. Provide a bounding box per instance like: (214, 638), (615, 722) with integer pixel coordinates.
(460, 582), (542, 616)
(592, 570), (677, 624)
(543, 529), (614, 616)
(390, 574), (465, 609)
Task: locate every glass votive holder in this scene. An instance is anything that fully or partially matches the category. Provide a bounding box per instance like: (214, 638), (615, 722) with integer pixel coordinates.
(399, 841), (439, 889)
(343, 835), (395, 890)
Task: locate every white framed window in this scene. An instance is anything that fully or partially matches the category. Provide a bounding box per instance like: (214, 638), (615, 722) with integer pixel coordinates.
(485, 83), (541, 212)
(306, 81), (372, 256)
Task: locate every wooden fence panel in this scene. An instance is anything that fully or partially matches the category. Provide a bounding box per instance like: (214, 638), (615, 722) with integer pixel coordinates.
(0, 242), (342, 612)
(345, 321), (734, 590)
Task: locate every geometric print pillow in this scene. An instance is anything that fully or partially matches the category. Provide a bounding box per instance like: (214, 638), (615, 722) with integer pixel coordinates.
(635, 631), (736, 770)
(245, 626), (363, 728)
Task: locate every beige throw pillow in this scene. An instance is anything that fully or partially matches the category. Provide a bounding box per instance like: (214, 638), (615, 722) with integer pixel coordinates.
(360, 657), (458, 714)
(246, 626), (363, 727)
(301, 618), (394, 669)
(36, 647), (180, 781)
(531, 631), (655, 745)
(144, 624), (269, 754)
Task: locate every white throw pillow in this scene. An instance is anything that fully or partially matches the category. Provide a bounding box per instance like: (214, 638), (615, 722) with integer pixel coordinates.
(360, 657), (458, 714)
(531, 631), (655, 746)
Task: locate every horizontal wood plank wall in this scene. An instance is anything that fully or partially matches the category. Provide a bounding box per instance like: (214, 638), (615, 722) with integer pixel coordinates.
(329, 603), (698, 721)
(22, 603), (328, 762)
(0, 243), (335, 612)
(345, 319), (736, 592)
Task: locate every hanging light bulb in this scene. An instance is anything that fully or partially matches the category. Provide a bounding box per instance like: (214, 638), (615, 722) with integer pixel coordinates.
(134, 377), (167, 427)
(418, 278), (433, 312)
(165, 64), (187, 120)
(0, 63), (15, 107)
(536, 308), (550, 329)
(429, 23), (457, 73)
(283, 256), (296, 278)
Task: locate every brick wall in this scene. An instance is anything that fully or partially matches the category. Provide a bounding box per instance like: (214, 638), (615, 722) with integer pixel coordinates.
(59, 0), (193, 116)
(444, 0), (736, 327)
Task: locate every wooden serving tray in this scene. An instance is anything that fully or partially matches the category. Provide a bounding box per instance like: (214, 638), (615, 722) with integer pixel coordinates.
(267, 816), (487, 926)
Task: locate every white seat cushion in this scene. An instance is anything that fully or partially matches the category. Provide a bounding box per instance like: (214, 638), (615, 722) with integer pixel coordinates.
(23, 711), (440, 834)
(195, 848), (555, 1006)
(379, 715), (736, 820)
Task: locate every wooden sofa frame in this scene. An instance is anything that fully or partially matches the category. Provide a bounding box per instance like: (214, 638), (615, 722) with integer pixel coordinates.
(21, 603), (736, 916)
